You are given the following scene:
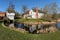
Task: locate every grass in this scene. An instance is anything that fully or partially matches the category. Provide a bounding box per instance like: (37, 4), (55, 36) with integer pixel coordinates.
(15, 18), (55, 23)
(0, 22), (60, 40)
(15, 18), (43, 23)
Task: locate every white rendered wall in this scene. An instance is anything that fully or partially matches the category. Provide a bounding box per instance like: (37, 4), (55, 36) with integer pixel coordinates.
(29, 9), (44, 19)
(6, 12), (15, 20)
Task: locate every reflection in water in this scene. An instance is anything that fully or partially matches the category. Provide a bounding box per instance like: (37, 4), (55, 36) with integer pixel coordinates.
(14, 22), (59, 34)
(29, 24), (37, 33)
(56, 22), (60, 29)
(38, 24), (43, 29)
(14, 23), (24, 29)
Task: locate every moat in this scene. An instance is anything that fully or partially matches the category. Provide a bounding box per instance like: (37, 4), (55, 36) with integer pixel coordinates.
(13, 21), (60, 34)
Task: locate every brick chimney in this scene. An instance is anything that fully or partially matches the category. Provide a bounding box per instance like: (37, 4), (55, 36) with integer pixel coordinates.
(35, 7), (38, 19)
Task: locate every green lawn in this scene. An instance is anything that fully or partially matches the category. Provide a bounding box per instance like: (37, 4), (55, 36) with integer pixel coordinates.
(15, 18), (43, 23)
(0, 23), (60, 40)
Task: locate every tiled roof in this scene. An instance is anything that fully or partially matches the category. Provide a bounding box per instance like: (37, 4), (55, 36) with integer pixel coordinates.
(0, 12), (5, 17)
(32, 8), (45, 13)
(23, 8), (45, 15)
(23, 11), (29, 15)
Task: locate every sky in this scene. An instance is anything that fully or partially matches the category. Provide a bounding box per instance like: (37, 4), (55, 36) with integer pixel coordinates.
(0, 0), (60, 13)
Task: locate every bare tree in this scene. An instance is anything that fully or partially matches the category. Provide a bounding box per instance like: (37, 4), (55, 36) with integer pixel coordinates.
(42, 2), (58, 21)
(42, 4), (49, 14)
(7, 2), (15, 13)
(22, 5), (28, 13)
(42, 2), (57, 14)
(51, 2), (58, 19)
(51, 2), (57, 14)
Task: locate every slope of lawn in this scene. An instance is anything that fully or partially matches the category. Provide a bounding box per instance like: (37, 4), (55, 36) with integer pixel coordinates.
(0, 23), (60, 40)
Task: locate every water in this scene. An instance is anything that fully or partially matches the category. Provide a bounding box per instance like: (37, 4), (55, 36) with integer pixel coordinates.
(29, 25), (37, 33)
(14, 23), (24, 29)
(14, 22), (60, 33)
(56, 22), (60, 29)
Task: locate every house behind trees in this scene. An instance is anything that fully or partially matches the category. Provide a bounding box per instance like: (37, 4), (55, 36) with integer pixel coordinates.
(23, 7), (45, 19)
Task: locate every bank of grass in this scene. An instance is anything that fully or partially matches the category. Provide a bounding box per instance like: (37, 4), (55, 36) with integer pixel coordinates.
(15, 18), (55, 23)
(15, 18), (44, 23)
(0, 22), (60, 40)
